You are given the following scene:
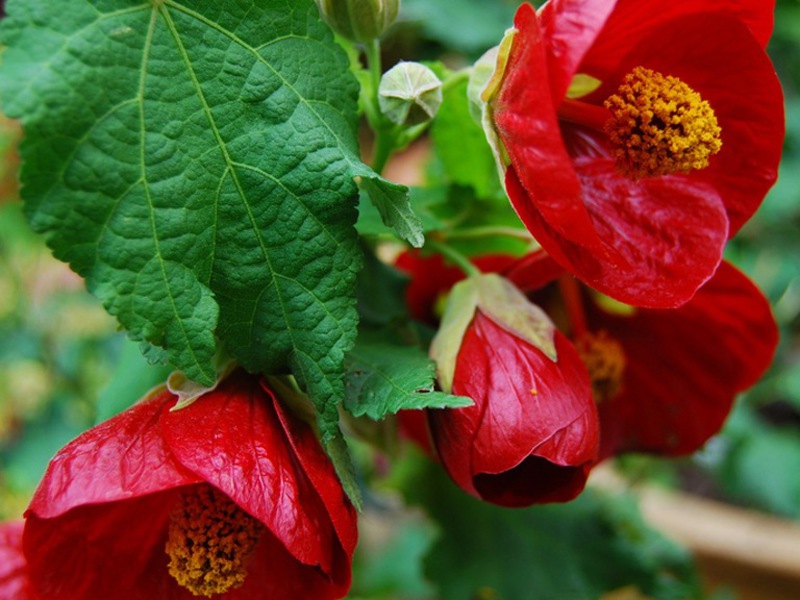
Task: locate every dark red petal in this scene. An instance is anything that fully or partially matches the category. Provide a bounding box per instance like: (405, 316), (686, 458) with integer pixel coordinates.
(582, 0), (775, 81)
(24, 490), (187, 600)
(225, 525), (352, 600)
(429, 311), (598, 506)
(593, 262), (778, 457)
(473, 457), (592, 507)
(494, 4), (607, 252)
(0, 521), (34, 600)
(505, 249), (565, 293)
(27, 391), (200, 520)
(507, 161), (728, 308)
(396, 252), (465, 324)
(537, 0), (617, 102)
(270, 380), (358, 563)
(162, 373), (345, 580)
(612, 14), (783, 236)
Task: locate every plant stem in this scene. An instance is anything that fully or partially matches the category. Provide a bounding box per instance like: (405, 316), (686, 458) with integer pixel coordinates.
(426, 238), (481, 278)
(444, 226), (534, 242)
(441, 67), (471, 93)
(364, 38), (395, 175)
(558, 274), (588, 337)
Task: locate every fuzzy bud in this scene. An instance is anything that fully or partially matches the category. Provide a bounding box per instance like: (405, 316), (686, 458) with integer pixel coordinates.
(378, 62), (443, 126)
(315, 0), (399, 43)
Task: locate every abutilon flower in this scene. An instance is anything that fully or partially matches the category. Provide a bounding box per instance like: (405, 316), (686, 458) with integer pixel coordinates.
(397, 252), (599, 507)
(21, 372), (357, 600)
(505, 251), (779, 460)
(0, 521), (33, 599)
(480, 0), (783, 308)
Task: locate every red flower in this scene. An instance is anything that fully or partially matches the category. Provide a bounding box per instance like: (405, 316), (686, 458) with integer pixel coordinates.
(585, 262), (779, 458)
(506, 252), (778, 459)
(397, 254), (599, 507)
(485, 0), (783, 308)
(0, 521), (34, 599)
(21, 372), (357, 600)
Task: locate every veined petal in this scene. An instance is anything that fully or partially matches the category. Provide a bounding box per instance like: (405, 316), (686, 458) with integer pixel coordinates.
(506, 161), (728, 308)
(161, 375), (345, 579)
(26, 391), (201, 520)
(592, 262), (778, 457)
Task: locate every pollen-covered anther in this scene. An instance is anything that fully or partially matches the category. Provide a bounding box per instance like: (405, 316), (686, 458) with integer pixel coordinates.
(165, 484), (264, 597)
(575, 330), (626, 404)
(604, 66), (722, 179)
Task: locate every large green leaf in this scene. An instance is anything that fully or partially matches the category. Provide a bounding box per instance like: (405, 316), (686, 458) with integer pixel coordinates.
(0, 0), (384, 443)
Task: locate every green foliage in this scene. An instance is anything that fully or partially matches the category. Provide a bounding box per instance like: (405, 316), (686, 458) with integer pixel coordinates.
(1, 0), (367, 401)
(350, 506), (439, 599)
(344, 329), (472, 420)
(431, 78), (502, 199)
(399, 456), (702, 600)
(401, 0), (524, 57)
(715, 409), (800, 518)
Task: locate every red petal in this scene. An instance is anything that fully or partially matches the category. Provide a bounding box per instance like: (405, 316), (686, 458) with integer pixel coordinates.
(611, 14), (783, 236)
(429, 311), (598, 506)
(506, 162), (728, 308)
(537, 0), (617, 102)
(0, 521), (34, 600)
(161, 373), (349, 582)
(225, 526), (352, 600)
(269, 380), (357, 565)
(593, 262), (778, 457)
(494, 4), (606, 252)
(27, 391), (200, 520)
(24, 490), (187, 600)
(582, 0), (775, 81)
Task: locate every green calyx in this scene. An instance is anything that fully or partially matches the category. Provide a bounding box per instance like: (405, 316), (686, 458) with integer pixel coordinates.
(430, 273), (557, 393)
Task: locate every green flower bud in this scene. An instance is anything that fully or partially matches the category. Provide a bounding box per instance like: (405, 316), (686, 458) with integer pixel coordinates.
(315, 0), (400, 44)
(378, 62), (443, 126)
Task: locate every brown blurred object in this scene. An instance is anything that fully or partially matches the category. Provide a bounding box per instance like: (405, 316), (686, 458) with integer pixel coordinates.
(592, 466), (800, 600)
(0, 113), (22, 202)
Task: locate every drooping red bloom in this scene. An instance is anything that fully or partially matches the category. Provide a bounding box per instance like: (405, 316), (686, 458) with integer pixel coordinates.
(397, 252), (599, 507)
(485, 0), (783, 308)
(505, 252), (779, 460)
(0, 521), (34, 599)
(22, 372), (357, 600)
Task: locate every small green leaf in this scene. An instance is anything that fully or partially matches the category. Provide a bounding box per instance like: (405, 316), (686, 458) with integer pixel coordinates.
(359, 176), (424, 247)
(345, 329), (472, 420)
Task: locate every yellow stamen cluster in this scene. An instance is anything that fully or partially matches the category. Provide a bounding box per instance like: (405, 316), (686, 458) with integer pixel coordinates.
(575, 330), (626, 404)
(604, 66), (722, 179)
(165, 485), (264, 597)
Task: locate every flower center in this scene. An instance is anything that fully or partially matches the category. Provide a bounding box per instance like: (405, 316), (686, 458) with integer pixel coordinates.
(165, 485), (264, 597)
(574, 330), (625, 404)
(603, 66), (721, 179)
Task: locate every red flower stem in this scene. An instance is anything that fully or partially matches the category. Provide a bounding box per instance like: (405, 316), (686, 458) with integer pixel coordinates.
(558, 274), (588, 337)
(558, 98), (610, 131)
